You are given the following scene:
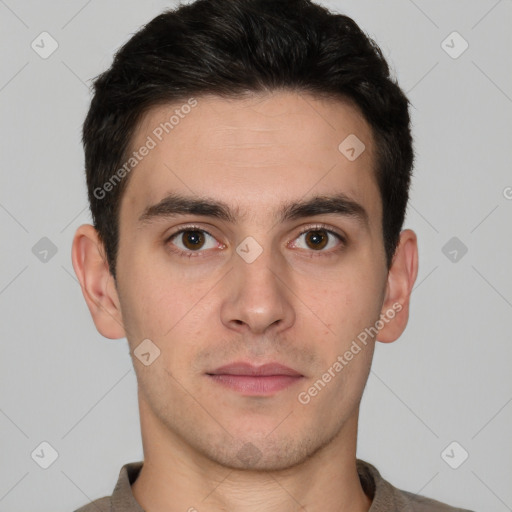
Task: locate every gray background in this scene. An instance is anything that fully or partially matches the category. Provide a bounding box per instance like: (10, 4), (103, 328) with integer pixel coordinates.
(0, 1), (511, 511)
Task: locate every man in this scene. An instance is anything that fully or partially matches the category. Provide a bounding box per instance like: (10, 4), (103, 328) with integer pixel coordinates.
(71, 0), (473, 510)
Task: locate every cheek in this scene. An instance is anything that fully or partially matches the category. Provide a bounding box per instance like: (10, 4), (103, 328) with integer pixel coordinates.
(117, 266), (181, 342)
(119, 268), (220, 367)
(300, 268), (382, 338)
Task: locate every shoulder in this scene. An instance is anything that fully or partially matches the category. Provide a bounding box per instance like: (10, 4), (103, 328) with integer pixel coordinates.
(73, 496), (111, 512)
(401, 489), (475, 511)
(356, 459), (475, 512)
(72, 461), (144, 512)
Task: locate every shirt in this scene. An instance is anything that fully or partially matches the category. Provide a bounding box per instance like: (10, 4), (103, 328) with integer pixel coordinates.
(74, 459), (474, 512)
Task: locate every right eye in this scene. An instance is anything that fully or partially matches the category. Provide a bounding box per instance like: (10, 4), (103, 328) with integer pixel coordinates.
(166, 227), (223, 256)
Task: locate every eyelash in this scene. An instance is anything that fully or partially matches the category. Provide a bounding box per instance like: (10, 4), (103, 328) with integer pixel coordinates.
(165, 223), (346, 258)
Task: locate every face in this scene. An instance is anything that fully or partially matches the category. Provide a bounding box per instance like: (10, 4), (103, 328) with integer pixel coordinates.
(110, 91), (395, 470)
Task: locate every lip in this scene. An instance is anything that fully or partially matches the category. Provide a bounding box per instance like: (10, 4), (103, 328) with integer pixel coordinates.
(208, 362), (303, 377)
(206, 362), (304, 396)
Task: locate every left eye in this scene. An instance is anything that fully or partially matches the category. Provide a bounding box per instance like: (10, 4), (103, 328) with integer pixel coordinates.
(292, 228), (343, 251)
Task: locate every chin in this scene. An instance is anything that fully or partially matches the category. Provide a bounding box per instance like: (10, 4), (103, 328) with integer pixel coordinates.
(198, 429), (330, 473)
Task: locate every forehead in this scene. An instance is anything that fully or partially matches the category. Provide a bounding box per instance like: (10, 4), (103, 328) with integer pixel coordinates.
(119, 91), (380, 227)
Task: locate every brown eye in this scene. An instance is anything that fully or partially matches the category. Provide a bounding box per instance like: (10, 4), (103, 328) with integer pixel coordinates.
(292, 227), (343, 252)
(181, 230), (205, 250)
(305, 230), (328, 250)
(168, 229), (218, 253)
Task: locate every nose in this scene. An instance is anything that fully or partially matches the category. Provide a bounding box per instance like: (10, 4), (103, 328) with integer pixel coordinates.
(219, 243), (296, 336)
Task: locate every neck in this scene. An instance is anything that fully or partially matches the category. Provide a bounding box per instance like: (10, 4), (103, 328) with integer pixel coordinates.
(132, 398), (372, 512)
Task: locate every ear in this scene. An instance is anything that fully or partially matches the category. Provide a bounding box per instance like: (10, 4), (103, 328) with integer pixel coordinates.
(71, 224), (126, 339)
(377, 229), (419, 343)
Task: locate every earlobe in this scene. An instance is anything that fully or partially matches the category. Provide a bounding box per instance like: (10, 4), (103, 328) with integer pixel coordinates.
(71, 224), (126, 340)
(377, 229), (419, 343)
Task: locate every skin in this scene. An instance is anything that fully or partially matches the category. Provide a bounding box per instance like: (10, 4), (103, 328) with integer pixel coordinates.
(72, 91), (418, 512)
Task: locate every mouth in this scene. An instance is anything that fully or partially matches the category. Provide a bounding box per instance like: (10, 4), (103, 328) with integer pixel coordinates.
(206, 362), (304, 396)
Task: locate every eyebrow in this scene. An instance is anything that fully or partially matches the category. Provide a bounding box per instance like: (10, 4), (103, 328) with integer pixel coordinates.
(138, 192), (369, 229)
